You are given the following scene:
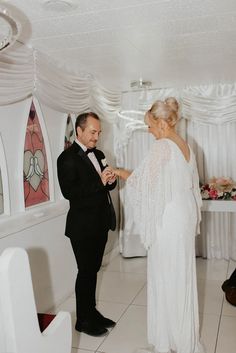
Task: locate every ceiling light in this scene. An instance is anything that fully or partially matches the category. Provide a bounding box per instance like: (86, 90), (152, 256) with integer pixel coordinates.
(130, 79), (152, 90)
(0, 6), (21, 52)
(42, 0), (78, 12)
(130, 79), (153, 111)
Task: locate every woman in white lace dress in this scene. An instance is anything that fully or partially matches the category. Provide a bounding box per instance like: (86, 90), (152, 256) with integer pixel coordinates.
(113, 98), (204, 353)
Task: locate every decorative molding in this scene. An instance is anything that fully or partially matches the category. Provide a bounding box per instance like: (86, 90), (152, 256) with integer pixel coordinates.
(42, 0), (78, 12)
(0, 6), (21, 51)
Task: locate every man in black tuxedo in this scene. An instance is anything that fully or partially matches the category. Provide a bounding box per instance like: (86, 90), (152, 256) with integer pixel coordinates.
(57, 112), (117, 336)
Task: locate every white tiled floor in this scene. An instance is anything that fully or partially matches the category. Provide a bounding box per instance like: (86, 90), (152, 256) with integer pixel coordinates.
(55, 254), (236, 353)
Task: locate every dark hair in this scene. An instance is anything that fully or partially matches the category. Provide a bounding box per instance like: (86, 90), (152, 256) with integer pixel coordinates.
(75, 112), (100, 135)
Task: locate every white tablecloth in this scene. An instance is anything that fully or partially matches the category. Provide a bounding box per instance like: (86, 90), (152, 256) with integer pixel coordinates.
(202, 200), (236, 212)
(197, 200), (236, 260)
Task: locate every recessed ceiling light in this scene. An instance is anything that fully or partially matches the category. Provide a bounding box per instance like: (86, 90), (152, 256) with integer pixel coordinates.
(42, 0), (78, 12)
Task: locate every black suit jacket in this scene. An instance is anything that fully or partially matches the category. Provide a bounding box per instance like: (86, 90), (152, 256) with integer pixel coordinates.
(57, 142), (117, 238)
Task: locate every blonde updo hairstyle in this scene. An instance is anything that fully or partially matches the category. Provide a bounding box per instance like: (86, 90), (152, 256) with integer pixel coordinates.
(146, 97), (179, 128)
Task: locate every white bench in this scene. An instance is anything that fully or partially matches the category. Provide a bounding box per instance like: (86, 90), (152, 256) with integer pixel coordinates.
(0, 247), (72, 353)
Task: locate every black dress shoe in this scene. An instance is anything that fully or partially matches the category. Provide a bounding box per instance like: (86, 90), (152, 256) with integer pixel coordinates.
(75, 320), (108, 337)
(94, 310), (116, 328)
(225, 287), (236, 306)
(222, 279), (231, 292)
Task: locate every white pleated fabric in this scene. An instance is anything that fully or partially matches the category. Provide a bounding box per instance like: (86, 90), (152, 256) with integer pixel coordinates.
(0, 43), (34, 104)
(126, 138), (204, 353)
(182, 84), (236, 125)
(0, 42), (121, 121)
(187, 119), (236, 260)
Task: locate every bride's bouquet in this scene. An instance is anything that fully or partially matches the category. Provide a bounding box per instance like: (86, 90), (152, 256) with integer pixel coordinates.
(200, 177), (236, 200)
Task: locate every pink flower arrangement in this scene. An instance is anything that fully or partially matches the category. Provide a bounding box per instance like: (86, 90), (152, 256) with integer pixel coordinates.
(200, 177), (236, 200)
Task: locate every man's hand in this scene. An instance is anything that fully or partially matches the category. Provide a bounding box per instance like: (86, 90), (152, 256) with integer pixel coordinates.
(101, 167), (117, 185)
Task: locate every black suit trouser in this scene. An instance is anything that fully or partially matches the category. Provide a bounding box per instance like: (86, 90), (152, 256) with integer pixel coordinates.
(70, 230), (108, 323)
(229, 268), (236, 285)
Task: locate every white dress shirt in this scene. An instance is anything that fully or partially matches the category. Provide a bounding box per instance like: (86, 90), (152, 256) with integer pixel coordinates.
(75, 139), (101, 175)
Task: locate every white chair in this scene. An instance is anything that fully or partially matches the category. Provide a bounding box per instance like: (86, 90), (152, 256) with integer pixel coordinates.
(0, 247), (72, 353)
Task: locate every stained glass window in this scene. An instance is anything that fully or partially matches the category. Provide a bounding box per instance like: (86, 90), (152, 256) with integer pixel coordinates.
(0, 169), (3, 214)
(64, 114), (75, 150)
(23, 101), (50, 207)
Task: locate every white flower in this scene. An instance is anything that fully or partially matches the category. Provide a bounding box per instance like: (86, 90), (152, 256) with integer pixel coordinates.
(201, 190), (210, 199)
(101, 158), (107, 167)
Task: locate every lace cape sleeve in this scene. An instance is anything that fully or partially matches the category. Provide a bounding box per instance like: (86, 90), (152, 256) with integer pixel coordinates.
(126, 139), (171, 250)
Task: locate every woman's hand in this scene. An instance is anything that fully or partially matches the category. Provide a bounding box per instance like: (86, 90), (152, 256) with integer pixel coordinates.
(111, 167), (132, 180)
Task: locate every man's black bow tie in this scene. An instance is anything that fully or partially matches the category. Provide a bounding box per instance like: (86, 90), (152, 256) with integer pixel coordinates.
(85, 147), (96, 154)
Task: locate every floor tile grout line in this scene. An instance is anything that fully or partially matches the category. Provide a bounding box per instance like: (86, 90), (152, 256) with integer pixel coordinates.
(213, 299), (224, 353)
(213, 260), (230, 353)
(130, 282), (147, 305)
(95, 282), (147, 353)
(65, 256), (235, 353)
(94, 301), (136, 353)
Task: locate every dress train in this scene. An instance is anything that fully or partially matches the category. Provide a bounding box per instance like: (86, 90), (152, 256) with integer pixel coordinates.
(134, 341), (205, 353)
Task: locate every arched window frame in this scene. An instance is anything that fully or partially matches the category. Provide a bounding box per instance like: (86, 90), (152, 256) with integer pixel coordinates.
(0, 134), (10, 215)
(64, 113), (76, 150)
(59, 113), (76, 152)
(22, 96), (54, 210)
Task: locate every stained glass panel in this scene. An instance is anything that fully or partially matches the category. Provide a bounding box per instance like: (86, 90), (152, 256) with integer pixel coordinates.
(64, 114), (75, 150)
(23, 101), (50, 207)
(0, 169), (3, 214)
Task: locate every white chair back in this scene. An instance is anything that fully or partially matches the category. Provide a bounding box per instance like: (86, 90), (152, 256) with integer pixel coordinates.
(0, 247), (72, 353)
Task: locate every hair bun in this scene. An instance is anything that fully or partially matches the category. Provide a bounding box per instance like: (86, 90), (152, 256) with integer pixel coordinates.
(164, 97), (179, 113)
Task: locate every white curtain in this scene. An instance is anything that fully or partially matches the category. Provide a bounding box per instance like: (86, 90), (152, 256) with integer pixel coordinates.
(183, 85), (236, 260)
(117, 85), (236, 260)
(0, 42), (121, 121)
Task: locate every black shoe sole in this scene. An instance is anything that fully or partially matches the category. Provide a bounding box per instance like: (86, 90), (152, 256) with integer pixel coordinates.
(94, 310), (116, 328)
(101, 320), (116, 328)
(75, 325), (108, 337)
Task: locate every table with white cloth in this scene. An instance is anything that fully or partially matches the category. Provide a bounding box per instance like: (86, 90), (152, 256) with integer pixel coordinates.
(196, 200), (236, 260)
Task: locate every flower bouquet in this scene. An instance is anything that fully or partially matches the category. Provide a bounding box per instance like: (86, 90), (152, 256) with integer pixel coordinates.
(200, 177), (236, 200)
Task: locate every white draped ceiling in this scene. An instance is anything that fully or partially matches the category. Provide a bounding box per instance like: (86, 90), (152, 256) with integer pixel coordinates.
(0, 41), (121, 121)
(182, 84), (236, 125)
(2, 41), (236, 126)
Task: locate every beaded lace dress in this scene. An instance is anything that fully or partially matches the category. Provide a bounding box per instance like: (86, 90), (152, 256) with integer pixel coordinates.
(126, 138), (204, 353)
